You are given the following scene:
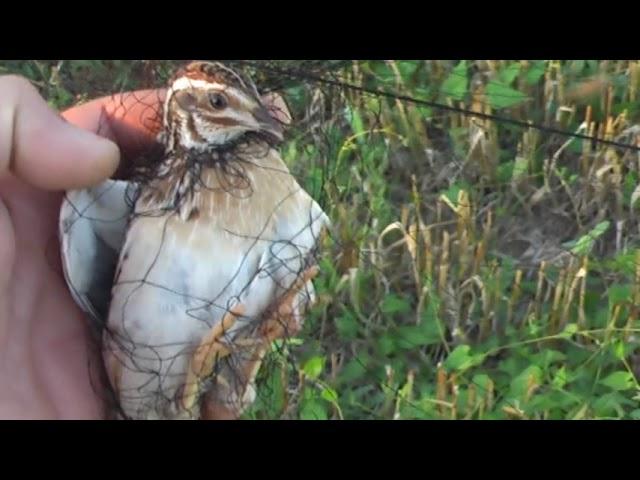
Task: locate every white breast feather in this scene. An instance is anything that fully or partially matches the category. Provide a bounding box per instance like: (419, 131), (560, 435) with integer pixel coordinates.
(102, 181), (329, 419)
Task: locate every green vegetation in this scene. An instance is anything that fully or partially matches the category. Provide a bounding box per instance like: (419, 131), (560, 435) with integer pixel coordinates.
(5, 60), (640, 419)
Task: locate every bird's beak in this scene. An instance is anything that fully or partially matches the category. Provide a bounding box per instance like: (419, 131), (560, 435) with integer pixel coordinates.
(253, 104), (284, 143)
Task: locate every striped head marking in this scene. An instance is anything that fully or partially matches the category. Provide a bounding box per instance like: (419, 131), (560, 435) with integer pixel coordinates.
(163, 61), (284, 151)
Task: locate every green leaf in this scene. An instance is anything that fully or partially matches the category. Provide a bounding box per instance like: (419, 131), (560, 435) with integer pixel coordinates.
(321, 387), (339, 403)
(564, 221), (610, 256)
(51, 88), (74, 109)
(416, 105), (432, 118)
(440, 182), (471, 206)
(345, 106), (365, 139)
(601, 252), (637, 276)
(250, 364), (285, 417)
(559, 323), (579, 339)
(303, 356), (325, 380)
(381, 294), (411, 315)
(69, 59), (100, 71)
(440, 60), (468, 101)
(498, 63), (521, 85)
(378, 334), (396, 356)
(529, 350), (566, 370)
(444, 345), (471, 371)
(527, 390), (578, 412)
(592, 392), (628, 417)
(591, 220), (611, 237)
(608, 283), (633, 307)
(366, 97), (381, 113)
(397, 61), (418, 81)
(486, 81), (529, 109)
(510, 365), (543, 399)
(338, 356), (368, 383)
(525, 61), (546, 85)
(611, 340), (633, 361)
(630, 409), (640, 420)
(443, 345), (484, 373)
(512, 156), (529, 180)
(571, 404), (590, 420)
(303, 166), (324, 198)
(300, 399), (328, 420)
(335, 308), (359, 340)
(496, 161), (515, 183)
(395, 321), (442, 350)
(472, 374), (493, 394)
(600, 371), (635, 391)
(552, 366), (569, 389)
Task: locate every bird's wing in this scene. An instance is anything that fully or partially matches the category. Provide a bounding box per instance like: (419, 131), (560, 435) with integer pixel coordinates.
(271, 189), (329, 288)
(240, 187), (330, 323)
(59, 179), (136, 327)
(274, 190), (329, 320)
(202, 188), (329, 417)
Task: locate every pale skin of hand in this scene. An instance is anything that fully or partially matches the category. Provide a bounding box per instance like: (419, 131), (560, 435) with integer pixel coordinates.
(0, 76), (306, 419)
(0, 75), (168, 419)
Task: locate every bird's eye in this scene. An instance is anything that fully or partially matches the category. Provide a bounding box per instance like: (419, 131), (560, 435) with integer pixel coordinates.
(208, 93), (228, 110)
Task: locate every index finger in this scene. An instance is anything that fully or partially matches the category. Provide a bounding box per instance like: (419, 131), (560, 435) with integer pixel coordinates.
(62, 89), (167, 161)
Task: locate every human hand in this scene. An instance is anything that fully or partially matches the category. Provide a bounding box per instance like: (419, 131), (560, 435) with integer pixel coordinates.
(0, 75), (165, 419)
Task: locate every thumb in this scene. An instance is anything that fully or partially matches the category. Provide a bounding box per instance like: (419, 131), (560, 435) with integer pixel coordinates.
(0, 75), (120, 190)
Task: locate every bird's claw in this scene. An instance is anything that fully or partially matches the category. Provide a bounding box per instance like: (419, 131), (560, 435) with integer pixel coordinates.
(181, 305), (243, 413)
(186, 265), (320, 419)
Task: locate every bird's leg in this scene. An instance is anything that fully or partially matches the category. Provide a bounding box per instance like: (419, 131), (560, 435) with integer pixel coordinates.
(181, 305), (244, 414)
(200, 266), (320, 419)
(261, 265), (319, 340)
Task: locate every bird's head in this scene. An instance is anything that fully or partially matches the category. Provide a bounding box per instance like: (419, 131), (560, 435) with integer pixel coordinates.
(162, 61), (290, 152)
